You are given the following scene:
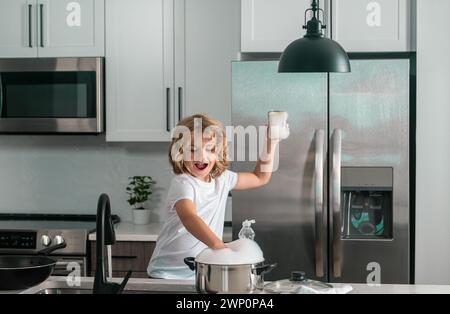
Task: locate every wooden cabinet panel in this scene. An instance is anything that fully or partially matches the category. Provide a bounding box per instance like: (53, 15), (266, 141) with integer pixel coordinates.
(90, 241), (156, 278)
(112, 271), (149, 279)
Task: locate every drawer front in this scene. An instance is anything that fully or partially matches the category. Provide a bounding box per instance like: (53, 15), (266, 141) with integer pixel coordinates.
(90, 241), (156, 275)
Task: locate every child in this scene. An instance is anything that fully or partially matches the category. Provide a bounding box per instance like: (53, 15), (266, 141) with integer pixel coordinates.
(147, 114), (288, 279)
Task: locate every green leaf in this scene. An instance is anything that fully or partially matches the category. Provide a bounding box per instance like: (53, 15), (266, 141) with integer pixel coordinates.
(126, 175), (156, 206)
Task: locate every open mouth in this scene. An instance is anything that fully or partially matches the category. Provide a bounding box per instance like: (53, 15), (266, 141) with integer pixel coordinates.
(194, 162), (209, 171)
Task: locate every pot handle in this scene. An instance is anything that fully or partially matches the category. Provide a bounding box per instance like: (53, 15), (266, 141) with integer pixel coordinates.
(184, 257), (196, 271)
(253, 263), (277, 276)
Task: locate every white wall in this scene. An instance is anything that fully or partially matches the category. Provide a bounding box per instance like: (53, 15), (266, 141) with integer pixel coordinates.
(0, 135), (233, 224)
(416, 0), (450, 284)
(0, 136), (172, 223)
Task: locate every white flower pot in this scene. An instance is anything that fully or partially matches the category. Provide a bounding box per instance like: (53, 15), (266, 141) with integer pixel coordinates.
(132, 209), (151, 225)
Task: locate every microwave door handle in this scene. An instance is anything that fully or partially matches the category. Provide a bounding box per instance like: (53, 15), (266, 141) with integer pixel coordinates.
(95, 58), (104, 133)
(314, 129), (325, 278)
(331, 129), (343, 278)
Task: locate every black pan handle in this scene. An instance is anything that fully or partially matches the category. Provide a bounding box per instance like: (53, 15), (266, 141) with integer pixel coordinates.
(253, 263), (277, 276)
(184, 257), (196, 271)
(38, 242), (67, 256)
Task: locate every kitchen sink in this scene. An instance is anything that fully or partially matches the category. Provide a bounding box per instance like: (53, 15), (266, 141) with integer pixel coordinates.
(37, 288), (190, 294)
(25, 277), (197, 295)
(37, 288), (93, 295)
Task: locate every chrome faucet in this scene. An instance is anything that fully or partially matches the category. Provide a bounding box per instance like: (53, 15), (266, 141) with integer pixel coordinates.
(93, 194), (132, 294)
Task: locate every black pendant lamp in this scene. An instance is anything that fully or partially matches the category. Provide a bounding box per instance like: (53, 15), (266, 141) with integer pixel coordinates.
(278, 0), (351, 73)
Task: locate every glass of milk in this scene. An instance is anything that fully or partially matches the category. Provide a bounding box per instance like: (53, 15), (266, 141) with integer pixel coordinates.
(268, 111), (289, 140)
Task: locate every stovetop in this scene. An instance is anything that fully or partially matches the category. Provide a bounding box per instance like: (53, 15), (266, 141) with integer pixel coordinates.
(0, 214), (120, 232)
(0, 214), (121, 255)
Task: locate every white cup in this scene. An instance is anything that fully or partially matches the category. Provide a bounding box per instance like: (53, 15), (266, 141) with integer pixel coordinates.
(268, 111), (289, 140)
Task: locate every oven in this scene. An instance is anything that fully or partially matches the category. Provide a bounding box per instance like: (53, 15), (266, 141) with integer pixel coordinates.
(0, 214), (121, 279)
(0, 228), (90, 277)
(53, 257), (88, 277)
(0, 57), (104, 134)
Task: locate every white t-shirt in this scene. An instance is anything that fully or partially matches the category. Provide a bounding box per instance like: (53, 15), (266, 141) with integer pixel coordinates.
(147, 170), (238, 280)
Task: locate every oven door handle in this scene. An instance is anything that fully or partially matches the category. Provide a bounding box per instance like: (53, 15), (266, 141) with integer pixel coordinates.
(55, 260), (83, 268)
(53, 258), (86, 276)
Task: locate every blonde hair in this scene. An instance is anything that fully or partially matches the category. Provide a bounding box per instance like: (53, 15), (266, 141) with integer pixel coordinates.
(168, 114), (229, 178)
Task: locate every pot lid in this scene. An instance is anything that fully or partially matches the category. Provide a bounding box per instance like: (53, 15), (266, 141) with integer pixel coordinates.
(196, 239), (265, 265)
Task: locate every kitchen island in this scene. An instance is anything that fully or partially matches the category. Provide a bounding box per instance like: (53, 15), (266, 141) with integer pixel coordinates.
(4, 277), (450, 294)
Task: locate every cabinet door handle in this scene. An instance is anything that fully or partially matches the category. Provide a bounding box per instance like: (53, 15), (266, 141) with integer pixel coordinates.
(28, 4), (33, 48)
(166, 88), (171, 132)
(111, 256), (138, 260)
(39, 4), (44, 48)
(178, 87), (183, 121)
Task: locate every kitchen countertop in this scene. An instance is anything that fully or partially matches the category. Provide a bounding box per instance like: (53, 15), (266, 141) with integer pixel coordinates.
(89, 222), (162, 242)
(88, 222), (233, 242)
(4, 277), (450, 294)
(347, 284), (450, 294)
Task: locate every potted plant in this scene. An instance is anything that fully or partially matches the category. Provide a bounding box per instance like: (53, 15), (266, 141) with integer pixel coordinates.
(126, 176), (156, 225)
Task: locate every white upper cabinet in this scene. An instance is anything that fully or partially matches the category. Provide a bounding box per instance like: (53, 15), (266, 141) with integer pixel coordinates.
(106, 0), (174, 142)
(0, 0), (104, 58)
(37, 0), (105, 57)
(241, 0), (330, 53)
(106, 0), (240, 142)
(241, 0), (414, 53)
(0, 0), (38, 58)
(331, 0), (413, 52)
(175, 0), (240, 126)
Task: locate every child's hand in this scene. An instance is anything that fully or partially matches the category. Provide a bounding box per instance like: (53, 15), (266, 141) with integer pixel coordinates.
(211, 241), (226, 250)
(268, 123), (290, 142)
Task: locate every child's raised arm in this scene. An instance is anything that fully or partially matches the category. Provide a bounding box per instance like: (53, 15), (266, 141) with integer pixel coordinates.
(233, 137), (279, 191)
(233, 112), (289, 191)
(175, 199), (226, 250)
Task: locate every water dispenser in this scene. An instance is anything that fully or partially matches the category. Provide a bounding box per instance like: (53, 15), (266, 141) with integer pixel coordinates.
(341, 168), (393, 240)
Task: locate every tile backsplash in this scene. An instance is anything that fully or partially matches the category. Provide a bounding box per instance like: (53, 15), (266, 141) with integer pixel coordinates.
(0, 135), (172, 223)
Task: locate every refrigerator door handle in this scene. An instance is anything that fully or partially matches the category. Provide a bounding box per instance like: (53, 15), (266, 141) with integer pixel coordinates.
(314, 130), (325, 278)
(39, 3), (44, 48)
(331, 129), (343, 278)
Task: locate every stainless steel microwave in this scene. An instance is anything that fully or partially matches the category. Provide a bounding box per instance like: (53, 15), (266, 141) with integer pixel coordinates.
(0, 58), (103, 134)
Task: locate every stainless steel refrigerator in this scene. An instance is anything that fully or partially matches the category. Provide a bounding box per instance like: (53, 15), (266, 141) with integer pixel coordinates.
(232, 58), (411, 284)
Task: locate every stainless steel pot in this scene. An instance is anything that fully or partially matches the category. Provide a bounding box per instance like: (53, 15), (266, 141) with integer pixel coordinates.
(184, 257), (276, 294)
